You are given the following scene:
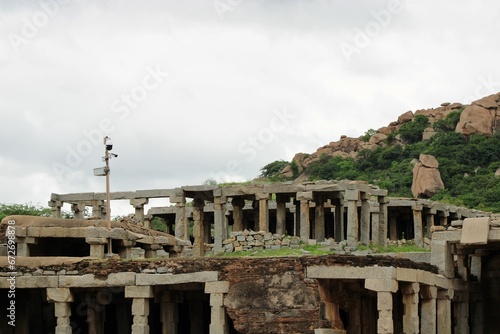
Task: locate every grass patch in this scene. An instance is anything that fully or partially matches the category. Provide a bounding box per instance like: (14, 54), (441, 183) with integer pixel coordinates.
(357, 244), (429, 253)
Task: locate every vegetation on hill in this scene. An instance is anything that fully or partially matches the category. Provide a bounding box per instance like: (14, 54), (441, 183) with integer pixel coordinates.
(262, 110), (500, 213)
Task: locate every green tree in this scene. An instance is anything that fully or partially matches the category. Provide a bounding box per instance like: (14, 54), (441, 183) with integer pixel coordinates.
(398, 115), (429, 144)
(0, 203), (51, 221)
(259, 160), (289, 178)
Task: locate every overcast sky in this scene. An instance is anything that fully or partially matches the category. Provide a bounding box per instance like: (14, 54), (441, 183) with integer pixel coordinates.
(1, 0), (500, 215)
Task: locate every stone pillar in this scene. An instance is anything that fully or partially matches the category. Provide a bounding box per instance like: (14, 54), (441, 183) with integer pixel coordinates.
(345, 189), (359, 248)
(131, 198), (149, 225)
(144, 244), (163, 258)
(365, 279), (398, 334)
(193, 197), (205, 257)
(294, 199), (300, 237)
(256, 193), (270, 232)
(71, 203), (86, 219)
(412, 204), (423, 247)
(437, 289), (453, 334)
(315, 195), (325, 242)
(431, 240), (454, 278)
(378, 196), (388, 246)
(420, 285), (437, 334)
(276, 195), (287, 236)
(401, 282), (419, 334)
(425, 213), (435, 239)
(86, 237), (107, 258)
(334, 199), (344, 242)
(161, 291), (180, 333)
(46, 288), (73, 334)
(297, 192), (313, 242)
(370, 203), (380, 245)
(86, 292), (104, 334)
(48, 200), (63, 218)
(453, 292), (469, 334)
(174, 200), (187, 241)
(15, 237), (36, 256)
(90, 200), (105, 219)
(205, 281), (230, 334)
(213, 196), (227, 253)
(231, 197), (245, 233)
(360, 193), (370, 245)
(125, 286), (153, 334)
(119, 240), (137, 259)
(389, 215), (397, 241)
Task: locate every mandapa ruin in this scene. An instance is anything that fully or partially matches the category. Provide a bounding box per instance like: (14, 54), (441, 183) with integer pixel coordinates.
(1, 180), (500, 334)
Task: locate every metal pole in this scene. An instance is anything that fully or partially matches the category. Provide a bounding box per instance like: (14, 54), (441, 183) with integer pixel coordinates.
(105, 145), (112, 254)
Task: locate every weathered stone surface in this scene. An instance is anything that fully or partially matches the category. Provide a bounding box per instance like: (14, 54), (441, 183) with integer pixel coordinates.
(460, 217), (491, 245)
(398, 110), (414, 124)
(411, 154), (445, 198)
(455, 103), (497, 136)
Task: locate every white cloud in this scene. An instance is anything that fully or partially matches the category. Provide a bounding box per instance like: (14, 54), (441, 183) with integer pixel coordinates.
(1, 0), (500, 215)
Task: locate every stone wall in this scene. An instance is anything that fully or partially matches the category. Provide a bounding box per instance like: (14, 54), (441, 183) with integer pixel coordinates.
(221, 230), (301, 253)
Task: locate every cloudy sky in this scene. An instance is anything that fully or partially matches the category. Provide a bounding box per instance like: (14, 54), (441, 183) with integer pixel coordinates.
(1, 0), (500, 215)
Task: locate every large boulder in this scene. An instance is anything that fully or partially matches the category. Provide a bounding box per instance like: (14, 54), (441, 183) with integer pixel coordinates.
(455, 93), (499, 136)
(411, 154), (445, 198)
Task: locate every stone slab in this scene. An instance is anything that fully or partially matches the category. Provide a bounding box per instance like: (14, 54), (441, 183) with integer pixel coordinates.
(460, 217), (490, 245)
(58, 273), (135, 287)
(136, 271), (218, 286)
(307, 265), (395, 280)
(205, 281), (230, 294)
(0, 276), (58, 288)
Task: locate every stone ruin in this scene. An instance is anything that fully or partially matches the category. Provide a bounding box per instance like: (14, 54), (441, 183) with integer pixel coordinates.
(1, 180), (500, 333)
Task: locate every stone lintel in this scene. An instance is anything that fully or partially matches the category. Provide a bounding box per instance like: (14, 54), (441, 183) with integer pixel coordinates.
(417, 270), (436, 286)
(125, 286), (154, 298)
(136, 271), (218, 286)
(307, 265), (396, 280)
(205, 281), (230, 294)
(9, 276), (59, 289)
(365, 279), (398, 293)
(59, 273), (135, 288)
(255, 193), (270, 200)
(46, 288), (74, 303)
(396, 268), (417, 283)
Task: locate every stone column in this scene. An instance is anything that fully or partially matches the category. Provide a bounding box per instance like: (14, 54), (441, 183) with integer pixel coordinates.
(297, 192), (313, 242)
(389, 215), (397, 241)
(213, 196), (227, 253)
(425, 213), (435, 239)
(46, 288), (73, 334)
(370, 203), (380, 245)
(294, 199), (300, 237)
(231, 197), (245, 232)
(86, 237), (107, 258)
(401, 282), (419, 334)
(205, 281), (230, 334)
(276, 194), (287, 236)
(345, 189), (359, 248)
(91, 200), (105, 219)
(365, 279), (398, 334)
(174, 200), (187, 241)
(412, 204), (423, 247)
(193, 197), (205, 257)
(15, 237), (36, 257)
(119, 240), (137, 259)
(48, 200), (63, 218)
(131, 198), (149, 226)
(161, 291), (180, 333)
(453, 292), (469, 334)
(256, 193), (270, 232)
(71, 203), (86, 219)
(360, 192), (370, 245)
(420, 285), (437, 334)
(125, 286), (153, 334)
(378, 196), (388, 246)
(334, 199), (344, 242)
(431, 240), (454, 278)
(315, 195), (325, 242)
(437, 289), (453, 334)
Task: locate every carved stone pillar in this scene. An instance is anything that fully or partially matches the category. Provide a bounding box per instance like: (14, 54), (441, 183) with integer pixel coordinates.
(412, 204), (423, 247)
(314, 195), (325, 242)
(71, 202), (86, 219)
(297, 191), (313, 242)
(193, 197), (205, 257)
(256, 193), (270, 232)
(130, 198), (149, 226)
(360, 192), (370, 245)
(401, 282), (419, 334)
(275, 194), (287, 235)
(345, 189), (359, 248)
(48, 200), (63, 218)
(46, 288), (73, 334)
(125, 286), (153, 334)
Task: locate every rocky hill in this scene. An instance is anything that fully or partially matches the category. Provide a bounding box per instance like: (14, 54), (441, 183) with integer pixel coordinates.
(281, 93), (499, 179)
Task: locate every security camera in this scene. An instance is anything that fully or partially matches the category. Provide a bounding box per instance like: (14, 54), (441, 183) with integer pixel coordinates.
(111, 153), (118, 158)
(104, 137), (113, 151)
